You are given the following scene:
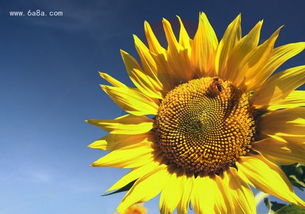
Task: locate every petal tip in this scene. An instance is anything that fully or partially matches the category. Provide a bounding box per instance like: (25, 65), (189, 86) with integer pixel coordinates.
(86, 119), (96, 125)
(199, 11), (207, 16)
(88, 142), (96, 149)
(91, 161), (101, 167)
(132, 34), (138, 41)
(236, 13), (242, 21)
(162, 17), (169, 25)
(99, 84), (107, 90)
(98, 72), (106, 79)
(120, 49), (129, 59)
(143, 20), (150, 29)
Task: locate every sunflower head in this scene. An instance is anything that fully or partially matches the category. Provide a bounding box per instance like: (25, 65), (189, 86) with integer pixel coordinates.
(154, 76), (255, 176)
(88, 12), (305, 214)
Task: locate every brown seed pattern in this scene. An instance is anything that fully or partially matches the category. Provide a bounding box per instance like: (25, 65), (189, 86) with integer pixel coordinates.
(154, 77), (255, 175)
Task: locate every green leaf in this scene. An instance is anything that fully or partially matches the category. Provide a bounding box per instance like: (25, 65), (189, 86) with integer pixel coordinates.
(102, 180), (136, 196)
(270, 201), (286, 211)
(274, 204), (305, 214)
(264, 198), (305, 214)
(281, 164), (305, 190)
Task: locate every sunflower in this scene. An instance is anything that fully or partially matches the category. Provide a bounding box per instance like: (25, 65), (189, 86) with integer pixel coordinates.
(88, 13), (305, 214)
(122, 203), (147, 214)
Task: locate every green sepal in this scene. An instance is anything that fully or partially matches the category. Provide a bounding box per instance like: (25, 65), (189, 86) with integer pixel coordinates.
(102, 180), (136, 196)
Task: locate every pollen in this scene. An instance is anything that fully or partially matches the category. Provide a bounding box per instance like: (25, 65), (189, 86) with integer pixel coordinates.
(154, 77), (255, 175)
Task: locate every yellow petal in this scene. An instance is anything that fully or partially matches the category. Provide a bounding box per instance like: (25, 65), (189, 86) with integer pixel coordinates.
(159, 173), (182, 214)
(117, 166), (169, 213)
(252, 65), (305, 107)
(216, 14), (241, 76)
(192, 176), (226, 214)
(91, 144), (153, 168)
(144, 21), (166, 55)
(101, 85), (158, 116)
(177, 16), (191, 50)
(253, 138), (305, 165)
(162, 18), (179, 51)
(268, 90), (305, 110)
(106, 161), (160, 192)
(218, 168), (256, 214)
(224, 20), (263, 84)
(99, 72), (128, 88)
(255, 42), (305, 88)
(88, 133), (152, 150)
(275, 135), (305, 148)
(151, 51), (174, 93)
(177, 16), (193, 82)
(132, 37), (161, 79)
(243, 27), (282, 90)
(191, 12), (218, 76)
(132, 34), (172, 92)
(120, 48), (164, 97)
(120, 49), (141, 75)
(87, 114), (153, 135)
(129, 68), (163, 99)
(162, 18), (193, 81)
(177, 176), (194, 214)
(237, 155), (305, 207)
(259, 107), (305, 137)
(143, 21), (175, 91)
(100, 63), (162, 105)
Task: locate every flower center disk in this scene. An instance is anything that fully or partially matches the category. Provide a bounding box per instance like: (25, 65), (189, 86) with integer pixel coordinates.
(154, 77), (255, 175)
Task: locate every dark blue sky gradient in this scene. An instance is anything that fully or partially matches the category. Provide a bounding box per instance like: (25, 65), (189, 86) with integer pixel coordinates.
(1, 0), (305, 213)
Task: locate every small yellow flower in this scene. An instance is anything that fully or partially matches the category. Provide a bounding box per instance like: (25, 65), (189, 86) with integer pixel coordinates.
(123, 203), (147, 214)
(88, 13), (305, 214)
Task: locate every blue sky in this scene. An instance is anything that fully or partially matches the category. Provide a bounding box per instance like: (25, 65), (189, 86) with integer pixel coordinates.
(1, 0), (305, 213)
